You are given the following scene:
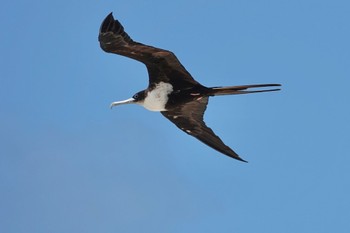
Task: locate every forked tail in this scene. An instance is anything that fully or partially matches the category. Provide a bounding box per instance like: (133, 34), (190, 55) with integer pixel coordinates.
(210, 84), (281, 96)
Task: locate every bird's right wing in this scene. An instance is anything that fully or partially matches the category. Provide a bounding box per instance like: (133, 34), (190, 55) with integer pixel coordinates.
(98, 13), (200, 89)
(161, 97), (247, 162)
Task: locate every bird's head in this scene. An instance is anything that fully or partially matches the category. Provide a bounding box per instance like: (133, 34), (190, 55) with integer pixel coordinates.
(110, 90), (146, 109)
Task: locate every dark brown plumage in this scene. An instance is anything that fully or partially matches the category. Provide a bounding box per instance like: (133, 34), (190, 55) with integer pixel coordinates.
(99, 13), (281, 162)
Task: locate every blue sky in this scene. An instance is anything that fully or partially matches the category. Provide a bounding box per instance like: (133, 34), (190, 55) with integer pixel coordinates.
(1, 0), (350, 232)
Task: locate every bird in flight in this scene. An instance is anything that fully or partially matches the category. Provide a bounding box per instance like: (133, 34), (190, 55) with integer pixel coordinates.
(98, 13), (281, 162)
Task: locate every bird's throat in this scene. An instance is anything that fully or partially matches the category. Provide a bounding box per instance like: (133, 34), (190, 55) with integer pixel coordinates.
(142, 82), (173, 111)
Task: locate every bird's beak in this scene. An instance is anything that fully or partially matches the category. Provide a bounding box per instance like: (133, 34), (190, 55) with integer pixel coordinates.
(110, 98), (136, 109)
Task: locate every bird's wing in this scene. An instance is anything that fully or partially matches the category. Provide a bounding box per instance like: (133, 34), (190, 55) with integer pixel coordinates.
(161, 97), (247, 162)
(98, 13), (200, 89)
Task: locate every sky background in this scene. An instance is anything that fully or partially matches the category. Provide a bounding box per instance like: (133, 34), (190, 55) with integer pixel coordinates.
(1, 0), (350, 232)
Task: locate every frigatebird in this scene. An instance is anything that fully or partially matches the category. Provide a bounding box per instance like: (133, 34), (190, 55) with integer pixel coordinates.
(98, 13), (281, 162)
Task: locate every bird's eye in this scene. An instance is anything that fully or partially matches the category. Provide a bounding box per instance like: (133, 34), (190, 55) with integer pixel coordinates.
(133, 94), (138, 99)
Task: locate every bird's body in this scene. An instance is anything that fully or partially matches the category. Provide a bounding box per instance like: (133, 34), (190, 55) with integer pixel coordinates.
(99, 13), (281, 162)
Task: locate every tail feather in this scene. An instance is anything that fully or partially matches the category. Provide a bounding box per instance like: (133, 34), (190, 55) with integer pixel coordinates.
(210, 84), (281, 96)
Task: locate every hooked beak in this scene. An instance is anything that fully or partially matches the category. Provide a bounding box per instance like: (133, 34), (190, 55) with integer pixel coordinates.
(110, 98), (135, 109)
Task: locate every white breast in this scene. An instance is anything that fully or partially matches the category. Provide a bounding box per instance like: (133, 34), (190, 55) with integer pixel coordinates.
(142, 82), (173, 111)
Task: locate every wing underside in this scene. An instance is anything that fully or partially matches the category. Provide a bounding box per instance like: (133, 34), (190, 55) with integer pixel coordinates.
(161, 97), (247, 162)
(98, 13), (199, 88)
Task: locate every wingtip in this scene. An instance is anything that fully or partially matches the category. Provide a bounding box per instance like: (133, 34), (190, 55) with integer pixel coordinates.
(236, 156), (248, 163)
(99, 12), (115, 34)
(227, 149), (248, 162)
(106, 12), (114, 21)
(225, 151), (248, 162)
(240, 158), (248, 163)
(227, 148), (248, 162)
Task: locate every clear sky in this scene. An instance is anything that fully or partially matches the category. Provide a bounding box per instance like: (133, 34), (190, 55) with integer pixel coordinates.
(1, 0), (350, 232)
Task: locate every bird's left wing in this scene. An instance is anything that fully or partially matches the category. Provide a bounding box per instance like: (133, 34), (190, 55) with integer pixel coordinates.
(161, 98), (247, 162)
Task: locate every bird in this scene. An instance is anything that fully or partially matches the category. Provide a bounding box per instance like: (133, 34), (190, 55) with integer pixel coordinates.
(98, 12), (281, 162)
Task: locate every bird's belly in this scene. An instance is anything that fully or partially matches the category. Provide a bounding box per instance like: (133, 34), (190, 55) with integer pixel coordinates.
(142, 82), (173, 111)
